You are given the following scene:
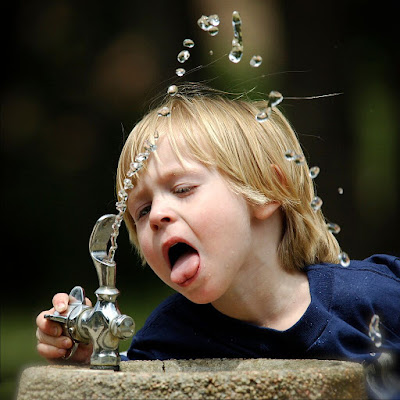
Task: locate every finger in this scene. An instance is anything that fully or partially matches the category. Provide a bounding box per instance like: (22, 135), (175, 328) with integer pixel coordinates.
(36, 310), (62, 337)
(52, 293), (70, 313)
(72, 343), (93, 364)
(36, 328), (72, 349)
(37, 342), (67, 359)
(84, 297), (92, 307)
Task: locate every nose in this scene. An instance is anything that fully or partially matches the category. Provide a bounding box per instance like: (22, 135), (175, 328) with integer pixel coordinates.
(149, 199), (176, 232)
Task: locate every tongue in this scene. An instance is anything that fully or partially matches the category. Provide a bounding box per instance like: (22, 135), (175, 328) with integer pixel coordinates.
(170, 251), (200, 285)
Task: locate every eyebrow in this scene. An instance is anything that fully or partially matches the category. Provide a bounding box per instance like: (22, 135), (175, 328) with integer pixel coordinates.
(158, 167), (203, 182)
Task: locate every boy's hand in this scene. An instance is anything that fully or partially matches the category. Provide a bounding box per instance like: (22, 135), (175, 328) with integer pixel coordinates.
(36, 293), (93, 363)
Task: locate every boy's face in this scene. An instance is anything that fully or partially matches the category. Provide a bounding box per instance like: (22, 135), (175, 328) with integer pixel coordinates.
(127, 135), (261, 304)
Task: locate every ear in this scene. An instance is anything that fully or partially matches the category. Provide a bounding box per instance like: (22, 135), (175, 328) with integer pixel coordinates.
(252, 201), (281, 221)
(252, 164), (285, 221)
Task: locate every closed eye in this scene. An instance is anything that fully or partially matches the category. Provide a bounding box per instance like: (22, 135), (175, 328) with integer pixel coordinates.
(173, 185), (197, 196)
(136, 204), (151, 220)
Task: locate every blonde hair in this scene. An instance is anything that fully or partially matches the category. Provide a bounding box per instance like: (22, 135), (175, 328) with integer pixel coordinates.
(116, 83), (340, 271)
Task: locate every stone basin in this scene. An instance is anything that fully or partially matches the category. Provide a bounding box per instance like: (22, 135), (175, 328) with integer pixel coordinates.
(17, 358), (367, 399)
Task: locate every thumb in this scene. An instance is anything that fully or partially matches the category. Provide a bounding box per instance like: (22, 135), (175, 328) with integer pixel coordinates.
(52, 293), (70, 313)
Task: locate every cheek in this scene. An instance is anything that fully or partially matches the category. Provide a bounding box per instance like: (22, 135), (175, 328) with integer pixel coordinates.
(136, 230), (153, 263)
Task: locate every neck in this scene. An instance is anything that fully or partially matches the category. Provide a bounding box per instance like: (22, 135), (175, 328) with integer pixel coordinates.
(212, 265), (310, 331)
(211, 209), (311, 331)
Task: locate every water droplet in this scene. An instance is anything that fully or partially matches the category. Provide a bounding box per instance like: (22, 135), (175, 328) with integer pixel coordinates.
(135, 152), (149, 162)
(144, 140), (157, 152)
(123, 178), (134, 190)
(167, 85), (178, 96)
(229, 45), (243, 63)
(311, 196), (323, 211)
(208, 26), (219, 36)
(338, 251), (350, 267)
(209, 50), (214, 56)
(114, 214), (123, 224)
(327, 222), (341, 235)
(115, 201), (127, 213)
(197, 15), (210, 31)
(256, 107), (271, 122)
(118, 189), (128, 201)
(129, 161), (143, 174)
(229, 11), (243, 63)
(208, 14), (220, 26)
(250, 55), (262, 67)
(183, 39), (194, 48)
(309, 166), (320, 179)
(157, 106), (171, 117)
(127, 169), (137, 178)
(175, 68), (186, 77)
(268, 91), (284, 107)
(198, 14), (220, 32)
(338, 187), (344, 194)
(131, 161), (143, 169)
(177, 50), (190, 63)
(369, 314), (382, 348)
(293, 154), (305, 165)
(285, 150), (296, 161)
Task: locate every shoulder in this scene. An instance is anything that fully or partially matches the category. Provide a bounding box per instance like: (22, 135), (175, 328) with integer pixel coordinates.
(304, 254), (400, 360)
(307, 254), (400, 332)
(345, 254), (400, 278)
(306, 253), (400, 287)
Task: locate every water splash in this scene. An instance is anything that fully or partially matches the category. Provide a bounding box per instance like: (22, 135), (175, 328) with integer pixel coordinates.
(311, 196), (323, 211)
(108, 132), (159, 262)
(309, 166), (320, 179)
(338, 251), (350, 267)
(177, 50), (190, 63)
(229, 11), (243, 63)
(369, 314), (383, 348)
(326, 222), (341, 235)
(250, 55), (262, 67)
(183, 39), (195, 48)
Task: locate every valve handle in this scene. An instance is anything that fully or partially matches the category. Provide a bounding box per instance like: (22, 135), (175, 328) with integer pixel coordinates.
(44, 286), (87, 360)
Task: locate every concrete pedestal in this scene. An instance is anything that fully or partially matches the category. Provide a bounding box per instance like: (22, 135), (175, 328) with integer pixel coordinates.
(17, 358), (367, 399)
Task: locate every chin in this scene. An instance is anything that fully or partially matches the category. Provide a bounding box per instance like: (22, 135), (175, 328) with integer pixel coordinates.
(180, 284), (224, 305)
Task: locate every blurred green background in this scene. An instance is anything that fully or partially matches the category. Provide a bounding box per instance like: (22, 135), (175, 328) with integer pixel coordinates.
(2, 1), (399, 399)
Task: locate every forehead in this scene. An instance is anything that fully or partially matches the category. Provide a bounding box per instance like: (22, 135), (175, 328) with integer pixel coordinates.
(130, 133), (208, 186)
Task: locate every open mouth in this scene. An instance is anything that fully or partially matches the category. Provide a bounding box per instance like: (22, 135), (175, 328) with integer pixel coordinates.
(168, 242), (198, 269)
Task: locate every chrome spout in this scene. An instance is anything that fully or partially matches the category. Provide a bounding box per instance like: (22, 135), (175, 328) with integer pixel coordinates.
(45, 214), (135, 371)
(89, 214), (117, 288)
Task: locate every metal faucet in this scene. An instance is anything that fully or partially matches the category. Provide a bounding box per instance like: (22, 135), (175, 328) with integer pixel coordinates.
(45, 214), (135, 371)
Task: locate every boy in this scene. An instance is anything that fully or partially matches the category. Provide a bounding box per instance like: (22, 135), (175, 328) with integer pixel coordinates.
(37, 84), (399, 370)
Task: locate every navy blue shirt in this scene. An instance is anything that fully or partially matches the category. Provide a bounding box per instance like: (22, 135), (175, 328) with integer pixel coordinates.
(126, 254), (400, 363)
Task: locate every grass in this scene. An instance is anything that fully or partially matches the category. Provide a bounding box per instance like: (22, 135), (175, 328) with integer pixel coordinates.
(0, 285), (174, 400)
